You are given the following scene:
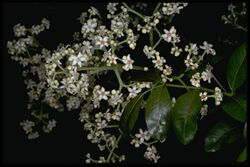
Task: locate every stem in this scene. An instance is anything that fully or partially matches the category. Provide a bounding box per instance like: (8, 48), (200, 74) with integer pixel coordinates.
(235, 24), (247, 32)
(164, 83), (233, 97)
(153, 3), (161, 14)
(106, 125), (119, 128)
(150, 30), (154, 47)
(153, 37), (162, 50)
(122, 3), (145, 19)
(107, 134), (122, 163)
(212, 74), (227, 92)
(26, 49), (31, 58)
(114, 69), (125, 91)
(175, 77), (190, 91)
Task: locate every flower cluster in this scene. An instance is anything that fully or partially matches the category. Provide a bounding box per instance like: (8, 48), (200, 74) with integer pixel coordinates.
(6, 2), (232, 164)
(221, 3), (246, 31)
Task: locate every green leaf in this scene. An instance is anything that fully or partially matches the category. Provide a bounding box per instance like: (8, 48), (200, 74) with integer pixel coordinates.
(237, 147), (247, 163)
(222, 95), (247, 122)
(145, 84), (172, 142)
(204, 122), (237, 152)
(120, 94), (143, 135)
(227, 43), (247, 92)
(172, 90), (201, 145)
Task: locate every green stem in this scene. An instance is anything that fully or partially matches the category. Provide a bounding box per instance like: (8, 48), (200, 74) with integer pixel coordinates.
(153, 3), (161, 14)
(164, 83), (233, 97)
(153, 37), (162, 49)
(212, 74), (227, 92)
(106, 125), (120, 128)
(107, 134), (122, 163)
(114, 69), (125, 91)
(122, 3), (145, 19)
(150, 30), (154, 47)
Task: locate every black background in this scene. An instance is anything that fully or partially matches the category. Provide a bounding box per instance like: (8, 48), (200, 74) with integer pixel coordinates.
(2, 2), (247, 165)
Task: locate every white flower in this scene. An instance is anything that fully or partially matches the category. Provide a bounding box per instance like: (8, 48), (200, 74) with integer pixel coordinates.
(171, 46), (182, 56)
(128, 86), (141, 99)
(135, 129), (151, 143)
(88, 6), (99, 16)
(97, 120), (107, 129)
(162, 65), (172, 76)
(228, 4), (236, 12)
(41, 18), (50, 29)
(201, 63), (213, 83)
(190, 72), (201, 87)
(97, 87), (110, 101)
(107, 3), (118, 14)
(199, 92), (208, 101)
(106, 54), (118, 66)
(200, 41), (216, 55)
(66, 97), (81, 111)
(200, 104), (208, 119)
(122, 54), (134, 71)
(79, 111), (89, 122)
(162, 26), (179, 43)
(185, 43), (198, 55)
(152, 55), (166, 70)
(43, 119), (56, 133)
(68, 52), (88, 67)
(131, 138), (141, 148)
(28, 131), (39, 140)
(13, 23), (26, 37)
(20, 120), (35, 134)
(81, 18), (97, 34)
(95, 36), (109, 49)
(108, 89), (123, 107)
(184, 55), (198, 70)
(214, 87), (223, 105)
(144, 145), (160, 163)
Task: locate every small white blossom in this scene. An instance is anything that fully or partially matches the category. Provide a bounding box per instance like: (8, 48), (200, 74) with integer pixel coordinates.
(95, 36), (109, 49)
(122, 54), (134, 71)
(28, 131), (39, 140)
(214, 87), (223, 105)
(190, 72), (201, 87)
(144, 145), (160, 163)
(131, 138), (141, 148)
(20, 120), (35, 134)
(68, 52), (89, 67)
(201, 64), (213, 83)
(171, 46), (182, 56)
(200, 41), (216, 55)
(199, 92), (208, 101)
(162, 26), (179, 43)
(97, 87), (110, 101)
(108, 89), (123, 107)
(200, 104), (208, 119)
(128, 85), (141, 99)
(81, 18), (97, 34)
(152, 55), (166, 70)
(13, 23), (26, 37)
(135, 129), (151, 143)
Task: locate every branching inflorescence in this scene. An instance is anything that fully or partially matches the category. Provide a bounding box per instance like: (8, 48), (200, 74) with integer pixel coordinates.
(7, 2), (246, 164)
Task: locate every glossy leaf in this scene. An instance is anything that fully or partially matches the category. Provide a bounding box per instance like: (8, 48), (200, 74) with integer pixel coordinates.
(237, 147), (247, 163)
(172, 90), (201, 145)
(145, 84), (172, 142)
(227, 43), (247, 92)
(204, 122), (237, 152)
(120, 94), (143, 135)
(222, 95), (247, 122)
